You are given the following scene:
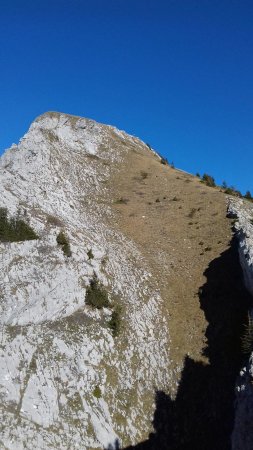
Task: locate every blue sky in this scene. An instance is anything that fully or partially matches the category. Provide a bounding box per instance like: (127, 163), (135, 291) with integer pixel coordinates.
(1, 0), (253, 194)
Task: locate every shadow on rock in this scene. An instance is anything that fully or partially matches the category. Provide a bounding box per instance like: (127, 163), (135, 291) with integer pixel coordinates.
(108, 236), (252, 450)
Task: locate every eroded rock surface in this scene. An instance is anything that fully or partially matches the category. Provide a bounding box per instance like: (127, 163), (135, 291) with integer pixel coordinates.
(0, 113), (170, 449)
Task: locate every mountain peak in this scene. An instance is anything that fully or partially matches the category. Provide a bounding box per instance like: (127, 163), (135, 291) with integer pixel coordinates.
(1, 114), (253, 449)
(0, 113), (167, 448)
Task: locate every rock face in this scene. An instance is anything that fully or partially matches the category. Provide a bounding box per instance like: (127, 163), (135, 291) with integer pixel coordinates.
(0, 113), (170, 449)
(227, 198), (253, 296)
(227, 198), (253, 450)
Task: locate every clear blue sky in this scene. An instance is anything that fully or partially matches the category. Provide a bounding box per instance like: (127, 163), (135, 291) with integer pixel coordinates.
(1, 0), (253, 194)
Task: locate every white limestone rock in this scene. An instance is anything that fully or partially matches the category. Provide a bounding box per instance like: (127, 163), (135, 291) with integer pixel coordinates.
(0, 112), (171, 449)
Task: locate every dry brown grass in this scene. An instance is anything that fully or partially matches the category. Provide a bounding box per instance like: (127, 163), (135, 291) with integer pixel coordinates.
(106, 140), (233, 391)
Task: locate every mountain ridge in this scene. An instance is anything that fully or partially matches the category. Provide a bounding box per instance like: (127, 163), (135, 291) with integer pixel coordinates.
(0, 112), (253, 449)
(0, 112), (171, 449)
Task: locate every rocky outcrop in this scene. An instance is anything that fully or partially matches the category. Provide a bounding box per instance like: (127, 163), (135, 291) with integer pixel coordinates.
(227, 198), (253, 449)
(227, 198), (253, 296)
(0, 112), (170, 449)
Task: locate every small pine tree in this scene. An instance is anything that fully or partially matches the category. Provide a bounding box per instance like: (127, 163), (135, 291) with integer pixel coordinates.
(108, 307), (121, 337)
(56, 231), (71, 257)
(202, 173), (216, 187)
(245, 191), (252, 200)
(160, 157), (168, 165)
(85, 274), (109, 309)
(87, 249), (94, 260)
(0, 207), (38, 242)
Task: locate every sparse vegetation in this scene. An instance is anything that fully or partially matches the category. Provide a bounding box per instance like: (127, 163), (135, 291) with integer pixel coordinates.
(140, 171), (148, 180)
(108, 307), (121, 337)
(93, 386), (102, 398)
(202, 173), (216, 187)
(115, 197), (129, 204)
(224, 186), (242, 197)
(87, 249), (94, 260)
(0, 207), (38, 242)
(56, 231), (71, 257)
(160, 157), (168, 165)
(245, 191), (253, 201)
(46, 214), (63, 227)
(188, 208), (197, 218)
(85, 274), (109, 309)
(221, 181), (242, 198)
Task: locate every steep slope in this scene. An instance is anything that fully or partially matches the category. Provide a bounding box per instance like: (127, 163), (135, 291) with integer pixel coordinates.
(108, 142), (237, 378)
(0, 113), (170, 449)
(0, 112), (251, 449)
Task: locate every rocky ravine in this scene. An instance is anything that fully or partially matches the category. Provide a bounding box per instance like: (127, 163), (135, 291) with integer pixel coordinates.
(0, 111), (252, 449)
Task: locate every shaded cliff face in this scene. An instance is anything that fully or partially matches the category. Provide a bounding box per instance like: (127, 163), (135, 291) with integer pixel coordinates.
(0, 112), (244, 449)
(227, 198), (253, 450)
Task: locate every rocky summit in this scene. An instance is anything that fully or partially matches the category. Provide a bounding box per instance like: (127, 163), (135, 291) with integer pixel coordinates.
(0, 112), (253, 450)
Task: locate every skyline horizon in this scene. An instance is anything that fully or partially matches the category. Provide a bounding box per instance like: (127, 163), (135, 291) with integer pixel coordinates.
(1, 0), (252, 194)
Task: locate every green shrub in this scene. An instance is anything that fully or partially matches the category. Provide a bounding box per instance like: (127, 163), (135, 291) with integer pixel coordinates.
(245, 191), (253, 201)
(93, 386), (102, 398)
(224, 187), (234, 195)
(56, 231), (71, 257)
(87, 249), (94, 260)
(108, 307), (121, 337)
(160, 157), (168, 165)
(202, 173), (216, 187)
(224, 186), (242, 197)
(85, 274), (109, 309)
(0, 207), (38, 242)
